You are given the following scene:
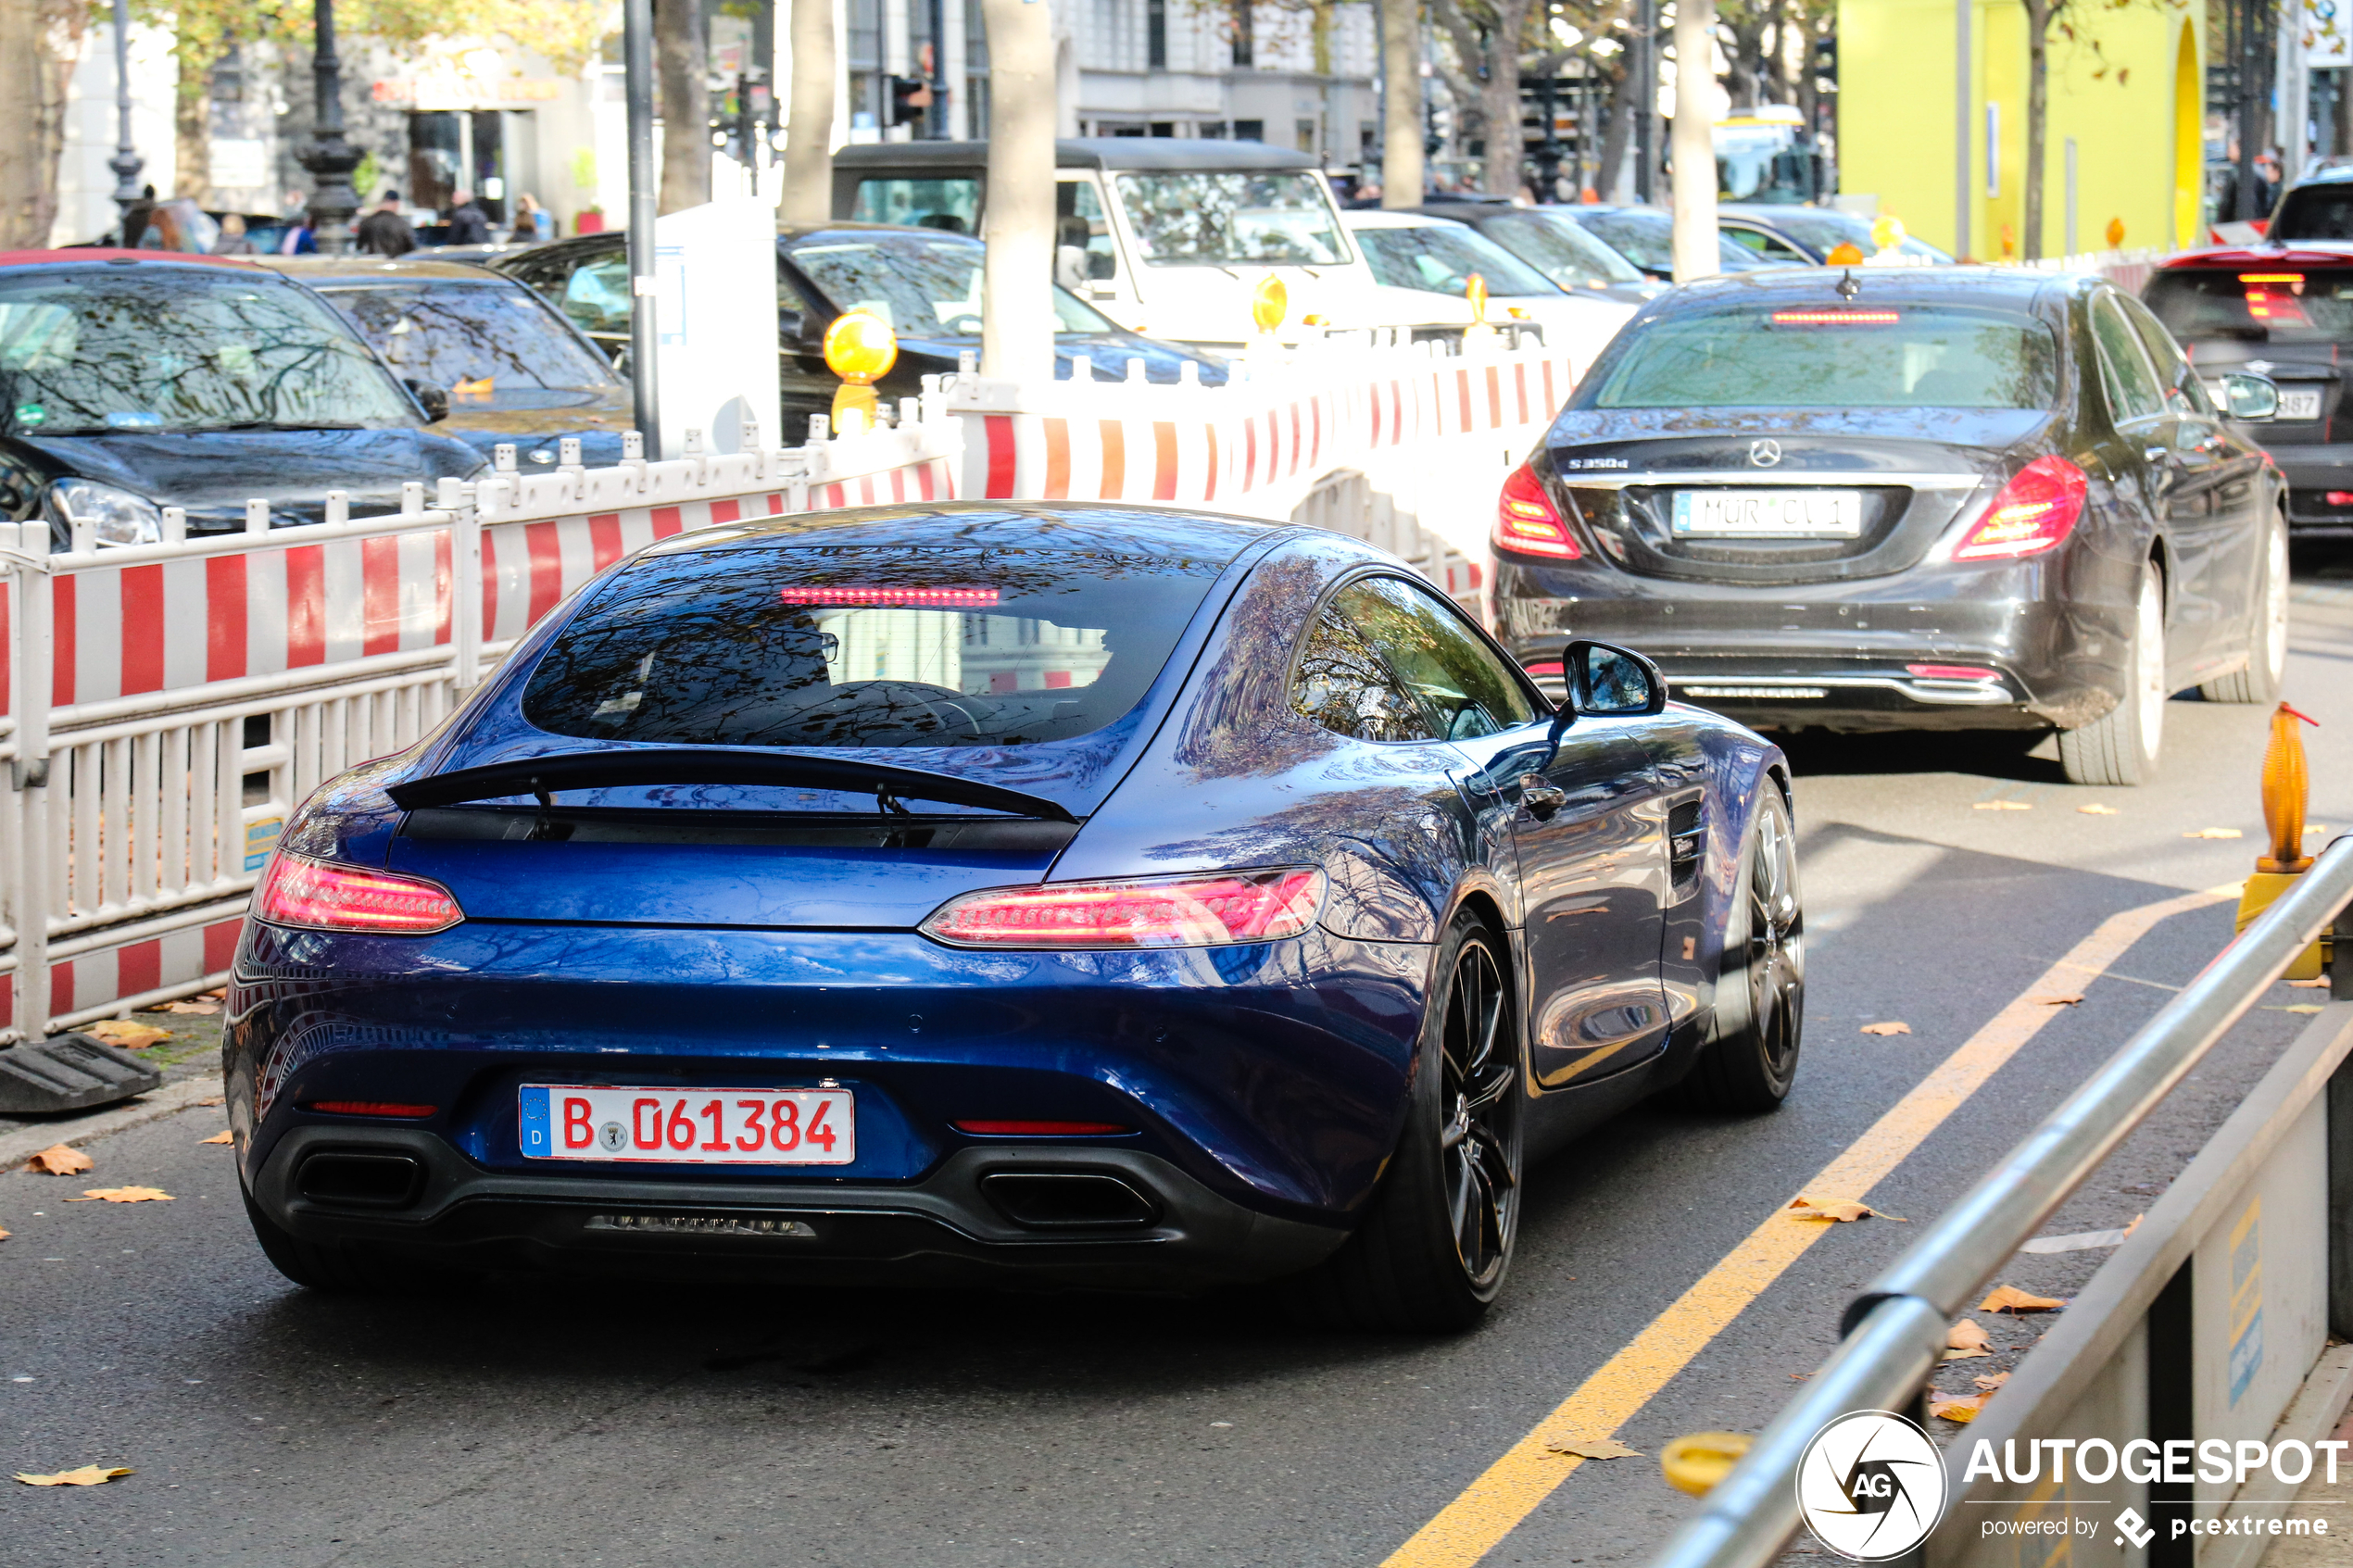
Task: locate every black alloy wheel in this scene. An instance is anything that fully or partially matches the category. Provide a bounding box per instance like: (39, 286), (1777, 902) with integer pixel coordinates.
(1679, 785), (1805, 1112)
(1283, 911), (1526, 1332)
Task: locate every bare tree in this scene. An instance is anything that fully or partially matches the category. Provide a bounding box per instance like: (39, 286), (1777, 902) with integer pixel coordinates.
(1379, 0), (1424, 207)
(657, 0), (709, 213)
(0, 0), (82, 246)
(1428, 0), (1541, 196)
(979, 0), (1055, 381)
(780, 0), (836, 224)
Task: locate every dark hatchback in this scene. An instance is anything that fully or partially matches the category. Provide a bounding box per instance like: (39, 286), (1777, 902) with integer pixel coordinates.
(497, 222), (1227, 420)
(253, 257), (632, 470)
(2143, 245), (2353, 536)
(1491, 268), (2289, 785)
(0, 252), (486, 543)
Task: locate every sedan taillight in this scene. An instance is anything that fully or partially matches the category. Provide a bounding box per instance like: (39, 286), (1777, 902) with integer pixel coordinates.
(256, 852), (465, 935)
(921, 869), (1326, 949)
(1493, 462), (1583, 558)
(1953, 456), (2089, 560)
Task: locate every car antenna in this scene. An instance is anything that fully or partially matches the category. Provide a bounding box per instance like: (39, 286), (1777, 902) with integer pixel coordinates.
(875, 782), (912, 816)
(1835, 270), (1862, 301)
(530, 777), (557, 840)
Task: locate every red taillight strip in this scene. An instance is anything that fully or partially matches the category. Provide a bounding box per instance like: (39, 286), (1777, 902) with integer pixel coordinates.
(951, 1120), (1133, 1136)
(305, 1101), (437, 1118)
(1493, 462), (1583, 559)
(921, 868), (1326, 949)
(1952, 456), (2089, 561)
(256, 852), (465, 935)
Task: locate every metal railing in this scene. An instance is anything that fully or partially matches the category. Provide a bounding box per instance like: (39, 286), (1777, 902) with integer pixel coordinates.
(1650, 838), (2353, 1568)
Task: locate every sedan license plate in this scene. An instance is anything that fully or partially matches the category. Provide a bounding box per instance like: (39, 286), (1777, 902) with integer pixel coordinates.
(1671, 489), (1863, 538)
(519, 1085), (854, 1165)
(2278, 388), (2324, 420)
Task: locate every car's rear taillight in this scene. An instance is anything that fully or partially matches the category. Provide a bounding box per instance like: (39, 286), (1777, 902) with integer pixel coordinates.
(921, 869), (1325, 949)
(256, 852), (464, 935)
(1953, 456), (2089, 560)
(1494, 463), (1582, 558)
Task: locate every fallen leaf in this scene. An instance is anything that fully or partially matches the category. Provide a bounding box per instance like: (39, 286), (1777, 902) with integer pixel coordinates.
(1928, 1393), (1986, 1423)
(69, 1186), (172, 1203)
(2077, 803), (2120, 815)
(13, 1465), (132, 1486)
(2031, 993), (2085, 1007)
(2183, 827), (2245, 840)
(1947, 1318), (1993, 1352)
(23, 1144), (92, 1175)
(1549, 1437), (1641, 1460)
(1860, 1021), (1912, 1036)
(1788, 1198), (1906, 1223)
(0, 1227), (10, 1241)
(2276, 1004), (2326, 1015)
(199, 1130), (233, 1145)
(1980, 1285), (2068, 1314)
(150, 999), (220, 1016)
(1973, 1373), (2011, 1391)
(198, 987), (225, 1000)
(195, 1096), (225, 1107)
(1973, 800), (2033, 810)
(1942, 1348), (1992, 1361)
(83, 1019), (170, 1049)
(2289, 978), (2330, 989)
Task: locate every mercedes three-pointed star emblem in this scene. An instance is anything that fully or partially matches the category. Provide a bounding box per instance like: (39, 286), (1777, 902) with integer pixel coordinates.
(1749, 439), (1782, 468)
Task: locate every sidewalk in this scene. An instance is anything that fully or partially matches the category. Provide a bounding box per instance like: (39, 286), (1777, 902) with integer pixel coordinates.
(0, 1010), (225, 1166)
(2265, 1405), (2353, 1567)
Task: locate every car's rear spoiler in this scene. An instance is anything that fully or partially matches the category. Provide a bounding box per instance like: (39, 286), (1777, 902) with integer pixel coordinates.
(384, 748), (1080, 823)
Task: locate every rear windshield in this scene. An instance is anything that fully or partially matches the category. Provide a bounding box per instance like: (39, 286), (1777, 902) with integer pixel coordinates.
(2269, 185), (2353, 243)
(521, 543), (1227, 749)
(1477, 213), (1645, 288)
(2143, 268), (2353, 343)
(1355, 225), (1556, 296)
(1581, 304), (2060, 409)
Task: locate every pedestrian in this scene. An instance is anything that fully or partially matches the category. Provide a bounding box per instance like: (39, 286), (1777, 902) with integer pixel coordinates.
(279, 191), (317, 255)
(1347, 177), (1383, 209)
(355, 191), (416, 257)
(510, 192), (553, 243)
(211, 213), (256, 255)
(445, 189), (492, 246)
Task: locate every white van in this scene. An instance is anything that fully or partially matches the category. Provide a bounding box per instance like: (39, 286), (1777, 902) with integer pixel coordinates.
(834, 139), (1395, 347)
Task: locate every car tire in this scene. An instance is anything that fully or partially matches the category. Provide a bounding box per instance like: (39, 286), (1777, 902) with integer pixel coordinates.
(1283, 910), (1523, 1333)
(2059, 559), (2167, 786)
(1677, 784), (1804, 1113)
(241, 1186), (469, 1296)
(2199, 512), (2288, 704)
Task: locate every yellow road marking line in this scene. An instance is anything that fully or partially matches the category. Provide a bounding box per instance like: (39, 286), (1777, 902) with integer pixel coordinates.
(1379, 884), (2235, 1568)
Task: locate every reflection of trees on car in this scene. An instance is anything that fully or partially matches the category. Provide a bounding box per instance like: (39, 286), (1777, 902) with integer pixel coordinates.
(325, 284), (617, 402)
(0, 276), (414, 435)
(1113, 173), (1350, 267)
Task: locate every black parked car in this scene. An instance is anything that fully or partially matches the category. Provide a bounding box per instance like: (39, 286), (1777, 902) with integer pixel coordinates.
(1718, 205), (1955, 266)
(0, 251), (485, 545)
(1491, 267), (2288, 786)
(497, 222), (1227, 420)
(2142, 245), (2353, 536)
(254, 257), (631, 470)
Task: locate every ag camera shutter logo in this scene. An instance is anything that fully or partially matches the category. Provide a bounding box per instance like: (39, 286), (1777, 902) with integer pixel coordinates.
(1795, 1411), (1950, 1561)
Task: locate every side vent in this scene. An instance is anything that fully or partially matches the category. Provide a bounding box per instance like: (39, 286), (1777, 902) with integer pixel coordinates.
(1667, 801), (1705, 903)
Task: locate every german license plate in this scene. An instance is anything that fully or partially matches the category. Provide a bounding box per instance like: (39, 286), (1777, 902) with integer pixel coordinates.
(1671, 489), (1863, 538)
(519, 1085), (854, 1165)
(2278, 388), (2324, 420)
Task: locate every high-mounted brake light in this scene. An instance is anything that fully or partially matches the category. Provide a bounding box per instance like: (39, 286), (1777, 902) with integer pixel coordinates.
(2239, 272), (2306, 284)
(776, 586), (1001, 607)
(1769, 309), (1902, 325)
(256, 852), (465, 935)
(1493, 463), (1582, 558)
(921, 869), (1326, 949)
(1952, 456), (2089, 561)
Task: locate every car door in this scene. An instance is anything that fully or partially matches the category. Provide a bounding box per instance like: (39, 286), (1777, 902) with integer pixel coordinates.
(1316, 576), (1669, 1092)
(1721, 222), (1814, 266)
(2088, 290), (2220, 664)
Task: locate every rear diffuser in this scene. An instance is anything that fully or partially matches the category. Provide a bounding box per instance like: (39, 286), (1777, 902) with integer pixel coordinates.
(0, 1034), (164, 1114)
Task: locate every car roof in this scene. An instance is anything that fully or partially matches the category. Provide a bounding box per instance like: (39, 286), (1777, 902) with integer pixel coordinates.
(1655, 264), (2068, 308)
(248, 257), (515, 283)
(2156, 244), (2353, 269)
(642, 500), (1279, 560)
(522, 220), (977, 254)
(1343, 210), (1472, 230)
(0, 248), (260, 272)
(833, 138), (1318, 173)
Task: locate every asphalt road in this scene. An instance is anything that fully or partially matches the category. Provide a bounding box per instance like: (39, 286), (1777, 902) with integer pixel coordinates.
(5, 546), (2352, 1568)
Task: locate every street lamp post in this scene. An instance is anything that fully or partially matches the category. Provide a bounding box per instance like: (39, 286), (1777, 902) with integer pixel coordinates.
(295, 0), (362, 254)
(106, 0), (144, 242)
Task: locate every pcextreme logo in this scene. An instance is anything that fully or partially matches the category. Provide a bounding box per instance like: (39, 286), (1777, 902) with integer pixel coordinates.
(1795, 1411), (1950, 1562)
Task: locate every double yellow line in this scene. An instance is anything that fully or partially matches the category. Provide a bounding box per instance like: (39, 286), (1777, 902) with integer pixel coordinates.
(1380, 884), (2235, 1568)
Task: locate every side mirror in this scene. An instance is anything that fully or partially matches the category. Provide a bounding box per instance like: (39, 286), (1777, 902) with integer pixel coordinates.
(404, 379), (449, 422)
(778, 308), (809, 345)
(1567, 640), (1668, 717)
(2222, 371), (2280, 422)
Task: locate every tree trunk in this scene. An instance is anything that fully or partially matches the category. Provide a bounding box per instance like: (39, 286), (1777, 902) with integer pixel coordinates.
(0, 0), (80, 247)
(176, 43), (217, 203)
(656, 0), (708, 214)
(2023, 0), (2049, 259)
(1379, 0), (1423, 207)
(1594, 56), (1634, 200)
(978, 0), (1054, 383)
(1479, 0), (1534, 196)
(780, 0), (836, 224)
(1669, 0), (1718, 280)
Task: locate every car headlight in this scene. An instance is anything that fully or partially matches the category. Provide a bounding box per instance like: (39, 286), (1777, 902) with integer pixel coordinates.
(49, 480), (164, 547)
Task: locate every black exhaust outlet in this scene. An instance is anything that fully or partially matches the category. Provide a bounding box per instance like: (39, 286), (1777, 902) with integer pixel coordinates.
(979, 1172), (1158, 1229)
(296, 1151), (424, 1209)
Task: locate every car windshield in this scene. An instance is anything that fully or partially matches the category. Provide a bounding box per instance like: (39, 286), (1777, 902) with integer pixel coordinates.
(522, 541), (1228, 750)
(1582, 304), (2060, 409)
(2268, 184), (2353, 242)
(0, 270), (417, 435)
(1478, 213), (1646, 287)
(1740, 208), (1954, 263)
(321, 282), (618, 405)
(786, 233), (1114, 335)
(1355, 225), (1558, 296)
(1569, 211), (1768, 273)
(1114, 172), (1351, 266)
(849, 177), (981, 234)
(2144, 268), (2353, 344)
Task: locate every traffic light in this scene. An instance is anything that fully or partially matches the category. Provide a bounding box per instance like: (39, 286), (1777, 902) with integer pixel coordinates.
(888, 75), (933, 127)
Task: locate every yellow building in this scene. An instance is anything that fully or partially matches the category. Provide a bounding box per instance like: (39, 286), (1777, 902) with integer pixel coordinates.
(1836, 0), (2205, 259)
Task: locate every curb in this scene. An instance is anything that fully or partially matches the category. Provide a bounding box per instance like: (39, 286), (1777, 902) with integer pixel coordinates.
(0, 1074), (225, 1171)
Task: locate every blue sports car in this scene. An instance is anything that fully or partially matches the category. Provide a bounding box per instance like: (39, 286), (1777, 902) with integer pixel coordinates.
(226, 503), (1802, 1331)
